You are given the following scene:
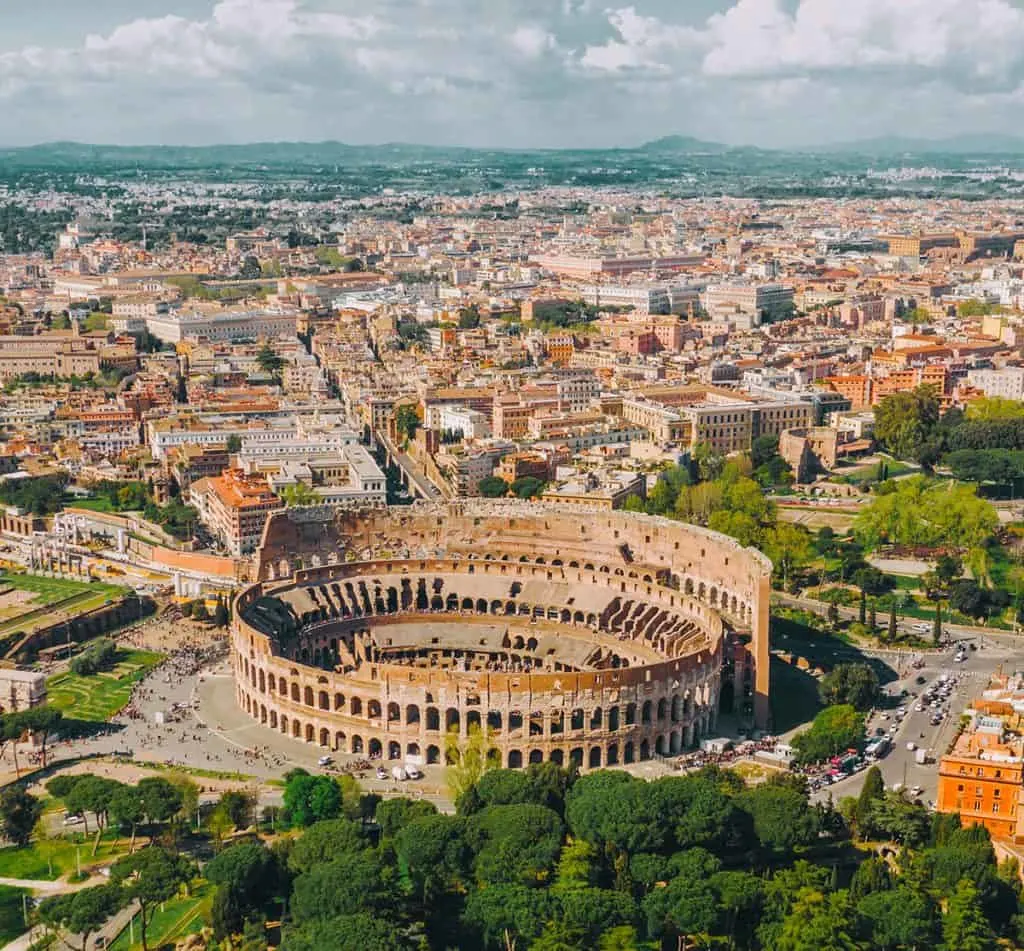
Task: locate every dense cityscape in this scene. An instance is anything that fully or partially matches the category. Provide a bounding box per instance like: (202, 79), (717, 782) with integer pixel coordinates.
(8, 2), (1024, 947)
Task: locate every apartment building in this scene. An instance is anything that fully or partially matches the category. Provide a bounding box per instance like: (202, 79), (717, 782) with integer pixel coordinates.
(261, 445), (386, 509)
(703, 283), (795, 323)
(144, 308), (298, 344)
(967, 367), (1024, 401)
(190, 469), (282, 557)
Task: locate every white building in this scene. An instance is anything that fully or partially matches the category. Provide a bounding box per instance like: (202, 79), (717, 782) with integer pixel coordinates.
(438, 406), (490, 440)
(966, 367), (1024, 401)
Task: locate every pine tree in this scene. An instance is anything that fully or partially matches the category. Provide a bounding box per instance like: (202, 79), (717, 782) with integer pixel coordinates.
(933, 601), (942, 647)
(868, 601), (877, 632)
(855, 765), (885, 827)
(887, 606), (897, 643)
(858, 591), (867, 625)
(942, 879), (996, 951)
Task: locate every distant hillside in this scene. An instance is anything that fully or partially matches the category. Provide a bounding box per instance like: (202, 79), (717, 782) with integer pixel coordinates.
(638, 135), (749, 154)
(807, 134), (1024, 155)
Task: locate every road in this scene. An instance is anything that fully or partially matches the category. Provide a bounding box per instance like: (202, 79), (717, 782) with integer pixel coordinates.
(813, 640), (1016, 805)
(376, 432), (445, 501)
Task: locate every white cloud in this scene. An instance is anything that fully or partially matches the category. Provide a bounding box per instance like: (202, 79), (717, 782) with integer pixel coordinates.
(3, 0), (1024, 147)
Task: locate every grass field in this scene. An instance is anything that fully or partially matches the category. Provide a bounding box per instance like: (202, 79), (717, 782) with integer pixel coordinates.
(109, 883), (211, 951)
(0, 833), (131, 881)
(0, 572), (130, 639)
(0, 885), (27, 945)
(47, 649), (164, 721)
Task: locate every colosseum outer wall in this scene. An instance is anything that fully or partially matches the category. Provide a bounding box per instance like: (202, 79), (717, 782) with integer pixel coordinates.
(231, 501), (773, 767)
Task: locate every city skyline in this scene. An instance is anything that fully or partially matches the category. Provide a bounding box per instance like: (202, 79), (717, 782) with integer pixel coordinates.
(5, 0), (1024, 149)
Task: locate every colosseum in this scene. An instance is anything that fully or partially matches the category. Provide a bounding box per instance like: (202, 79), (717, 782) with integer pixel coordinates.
(230, 501), (772, 770)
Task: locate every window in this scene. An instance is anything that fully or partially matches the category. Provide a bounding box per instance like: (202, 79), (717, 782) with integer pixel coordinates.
(994, 803), (1000, 813)
(995, 788), (1001, 798)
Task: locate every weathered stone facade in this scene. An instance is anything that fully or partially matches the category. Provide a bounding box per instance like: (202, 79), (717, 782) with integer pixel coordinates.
(230, 501), (772, 769)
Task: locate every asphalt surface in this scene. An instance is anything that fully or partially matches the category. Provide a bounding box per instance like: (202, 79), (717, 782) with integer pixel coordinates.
(813, 640), (1017, 805)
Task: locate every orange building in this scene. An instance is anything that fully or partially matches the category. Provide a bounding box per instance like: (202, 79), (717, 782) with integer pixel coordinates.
(545, 334), (575, 365)
(824, 375), (872, 410)
(190, 469), (281, 558)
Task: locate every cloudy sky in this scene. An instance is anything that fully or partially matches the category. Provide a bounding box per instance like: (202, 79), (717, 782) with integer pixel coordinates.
(4, 0), (1024, 148)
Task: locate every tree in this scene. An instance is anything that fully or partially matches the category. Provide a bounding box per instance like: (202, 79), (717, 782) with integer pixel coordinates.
(510, 476), (545, 499)
(0, 786), (41, 846)
(857, 886), (937, 950)
(226, 434), (242, 453)
(109, 784), (146, 852)
(853, 477), (998, 553)
(641, 848), (720, 944)
(375, 798), (438, 839)
(16, 706), (62, 767)
(205, 840), (286, 939)
(691, 442), (725, 482)
(792, 705), (865, 764)
(887, 606), (897, 643)
(110, 847), (194, 951)
(942, 878), (996, 951)
(854, 766), (885, 828)
(965, 396), (1024, 422)
(458, 305), (482, 329)
(738, 779), (819, 852)
(394, 404), (420, 443)
(279, 482), (318, 507)
(395, 814), (470, 903)
(213, 596), (230, 628)
(239, 255), (262, 280)
(933, 601), (943, 646)
(819, 663), (881, 711)
(763, 524), (814, 588)
(478, 476), (509, 498)
(873, 386), (940, 462)
(283, 913), (409, 951)
(191, 599), (210, 622)
(39, 884), (125, 951)
(467, 804), (564, 887)
(775, 888), (859, 951)
(446, 724), (499, 804)
(255, 343), (284, 380)
(282, 770), (342, 827)
(217, 789), (256, 830)
(137, 776), (182, 827)
(848, 855), (890, 901)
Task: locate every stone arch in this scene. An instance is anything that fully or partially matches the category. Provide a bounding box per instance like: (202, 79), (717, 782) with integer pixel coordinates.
(640, 738), (650, 760)
(335, 692), (345, 711)
(406, 703), (420, 725)
(670, 731), (682, 754)
(388, 741), (402, 760)
(550, 749), (565, 765)
(588, 746), (602, 768)
(368, 700), (382, 719)
(476, 598), (488, 614)
(368, 738), (382, 757)
(259, 704), (267, 723)
(258, 670), (266, 692)
(407, 742), (421, 757)
(657, 698), (668, 721)
(291, 683), (300, 702)
(278, 676), (287, 694)
(388, 702), (401, 722)
(445, 707), (460, 731)
(641, 700), (652, 724)
(427, 744), (441, 764)
(655, 734), (667, 756)
(426, 707), (440, 731)
(624, 741), (635, 763)
(461, 597), (474, 611)
(319, 727), (329, 747)
(569, 747), (584, 767)
(607, 743), (619, 766)
(351, 734), (363, 753)
(318, 690), (329, 711)
(292, 720), (302, 738)
(270, 710), (278, 729)
(351, 697), (363, 716)
(335, 731), (347, 751)
(508, 749), (523, 768)
(590, 707), (603, 730)
(608, 706), (620, 731)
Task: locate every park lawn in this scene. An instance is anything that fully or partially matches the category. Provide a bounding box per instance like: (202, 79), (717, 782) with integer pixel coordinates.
(65, 496), (116, 513)
(0, 573), (126, 605)
(0, 885), (28, 945)
(47, 649), (164, 721)
(0, 832), (131, 881)
(108, 882), (212, 951)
